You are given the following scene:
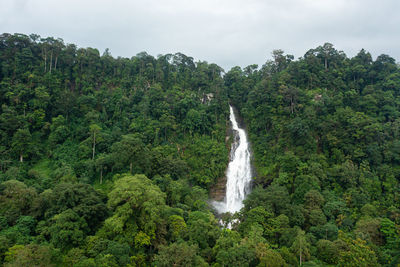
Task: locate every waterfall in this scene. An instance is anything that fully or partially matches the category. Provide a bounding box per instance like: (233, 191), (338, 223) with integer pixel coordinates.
(213, 105), (252, 214)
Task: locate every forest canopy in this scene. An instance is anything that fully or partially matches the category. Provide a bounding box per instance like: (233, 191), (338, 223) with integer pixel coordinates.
(0, 33), (399, 266)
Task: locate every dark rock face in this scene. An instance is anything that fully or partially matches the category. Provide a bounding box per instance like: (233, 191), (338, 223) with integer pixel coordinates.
(209, 175), (226, 201)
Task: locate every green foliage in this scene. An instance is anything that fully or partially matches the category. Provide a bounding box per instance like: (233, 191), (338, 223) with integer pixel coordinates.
(290, 228), (311, 264)
(213, 229), (241, 255)
(110, 134), (149, 174)
(355, 217), (383, 245)
(1, 216), (36, 245)
(228, 43), (400, 266)
(39, 209), (88, 250)
(183, 135), (228, 187)
(215, 242), (257, 267)
(105, 174), (166, 245)
(257, 247), (287, 267)
(85, 236), (130, 266)
(380, 218), (400, 250)
(168, 215), (187, 241)
(337, 233), (379, 267)
(187, 211), (220, 250)
(243, 185), (290, 215)
(154, 242), (208, 267)
(0, 180), (38, 224)
(11, 128), (34, 162)
(0, 35), (231, 264)
(4, 244), (60, 267)
(316, 239), (339, 264)
(42, 183), (108, 231)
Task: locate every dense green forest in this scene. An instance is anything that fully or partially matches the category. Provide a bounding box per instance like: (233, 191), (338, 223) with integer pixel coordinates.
(0, 33), (399, 266)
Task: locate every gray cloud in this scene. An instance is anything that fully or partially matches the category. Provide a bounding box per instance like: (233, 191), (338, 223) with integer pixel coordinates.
(1, 0), (399, 70)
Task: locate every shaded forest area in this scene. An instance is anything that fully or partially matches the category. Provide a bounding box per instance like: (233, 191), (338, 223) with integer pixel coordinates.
(0, 33), (399, 266)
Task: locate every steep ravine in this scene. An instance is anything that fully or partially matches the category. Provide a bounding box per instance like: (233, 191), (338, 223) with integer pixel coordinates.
(212, 105), (253, 214)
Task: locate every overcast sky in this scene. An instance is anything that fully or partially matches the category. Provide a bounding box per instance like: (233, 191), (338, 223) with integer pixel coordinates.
(1, 0), (399, 71)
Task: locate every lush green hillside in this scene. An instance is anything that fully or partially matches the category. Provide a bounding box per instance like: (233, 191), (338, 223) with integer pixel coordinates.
(227, 46), (400, 266)
(0, 34), (399, 266)
(0, 33), (229, 266)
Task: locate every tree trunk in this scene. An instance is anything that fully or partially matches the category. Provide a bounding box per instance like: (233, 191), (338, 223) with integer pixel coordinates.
(44, 49), (47, 72)
(92, 132), (96, 160)
(54, 56), (58, 70)
(100, 168), (103, 184)
(19, 153), (23, 163)
(49, 50), (53, 73)
(130, 162), (133, 174)
(290, 96), (294, 114)
(299, 245), (302, 266)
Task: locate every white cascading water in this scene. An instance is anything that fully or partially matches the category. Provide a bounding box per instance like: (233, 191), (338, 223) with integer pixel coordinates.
(213, 105), (252, 214)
